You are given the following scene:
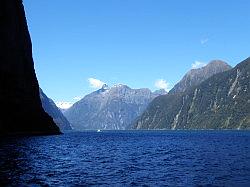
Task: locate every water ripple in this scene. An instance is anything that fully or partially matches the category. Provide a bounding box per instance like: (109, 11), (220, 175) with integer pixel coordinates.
(0, 130), (250, 186)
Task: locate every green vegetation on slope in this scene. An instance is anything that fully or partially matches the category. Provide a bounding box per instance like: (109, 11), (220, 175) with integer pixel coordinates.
(134, 58), (250, 130)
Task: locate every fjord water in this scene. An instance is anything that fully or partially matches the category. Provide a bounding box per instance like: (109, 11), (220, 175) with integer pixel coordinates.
(0, 131), (250, 186)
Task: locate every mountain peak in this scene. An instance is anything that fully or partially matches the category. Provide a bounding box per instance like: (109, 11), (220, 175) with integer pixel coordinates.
(133, 57), (250, 130)
(64, 85), (166, 130)
(112, 84), (131, 90)
(188, 60), (231, 75)
(101, 84), (109, 90)
(170, 59), (232, 93)
(94, 84), (110, 94)
(113, 83), (128, 87)
(153, 89), (168, 95)
(206, 60), (231, 69)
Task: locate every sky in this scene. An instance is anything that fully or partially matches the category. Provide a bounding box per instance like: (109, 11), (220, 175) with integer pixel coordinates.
(23, 0), (250, 108)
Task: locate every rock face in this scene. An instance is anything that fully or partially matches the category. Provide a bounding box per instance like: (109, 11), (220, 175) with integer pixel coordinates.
(133, 58), (250, 130)
(40, 89), (72, 131)
(64, 84), (167, 130)
(170, 60), (232, 94)
(0, 0), (60, 135)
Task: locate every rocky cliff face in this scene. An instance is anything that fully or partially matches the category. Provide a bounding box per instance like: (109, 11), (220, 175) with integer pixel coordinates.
(64, 84), (167, 130)
(0, 0), (60, 135)
(170, 60), (232, 94)
(133, 58), (250, 130)
(40, 89), (72, 131)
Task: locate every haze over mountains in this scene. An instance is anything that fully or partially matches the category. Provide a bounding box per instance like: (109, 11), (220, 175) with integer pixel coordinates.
(133, 58), (250, 130)
(64, 84), (167, 130)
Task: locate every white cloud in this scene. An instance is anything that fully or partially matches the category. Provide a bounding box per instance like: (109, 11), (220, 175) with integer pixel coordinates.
(191, 61), (207, 69)
(155, 79), (170, 91)
(200, 38), (209, 45)
(88, 78), (105, 89)
(56, 101), (73, 109)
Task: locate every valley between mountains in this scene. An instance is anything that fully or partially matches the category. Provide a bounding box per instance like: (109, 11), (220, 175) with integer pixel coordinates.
(3, 0), (248, 133)
(41, 58), (250, 131)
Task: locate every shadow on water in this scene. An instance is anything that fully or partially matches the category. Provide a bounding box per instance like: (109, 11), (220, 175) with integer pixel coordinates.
(0, 136), (39, 186)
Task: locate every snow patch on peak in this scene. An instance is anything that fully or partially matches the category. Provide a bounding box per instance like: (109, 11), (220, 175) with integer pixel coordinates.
(56, 101), (73, 110)
(101, 84), (109, 90)
(113, 83), (126, 87)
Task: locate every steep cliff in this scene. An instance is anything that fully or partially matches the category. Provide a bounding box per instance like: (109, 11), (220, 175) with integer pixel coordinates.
(134, 58), (250, 130)
(40, 89), (72, 131)
(0, 0), (60, 135)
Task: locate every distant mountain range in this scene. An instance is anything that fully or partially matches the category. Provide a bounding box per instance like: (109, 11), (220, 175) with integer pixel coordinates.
(3, 0), (248, 136)
(133, 58), (250, 130)
(64, 84), (167, 130)
(40, 89), (72, 131)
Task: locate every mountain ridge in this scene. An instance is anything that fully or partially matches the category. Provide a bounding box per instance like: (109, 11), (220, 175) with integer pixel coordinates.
(170, 60), (232, 94)
(133, 58), (250, 130)
(64, 84), (167, 130)
(40, 89), (72, 131)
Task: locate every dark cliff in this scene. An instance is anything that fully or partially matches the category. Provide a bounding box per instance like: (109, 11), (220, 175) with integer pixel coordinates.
(0, 0), (60, 135)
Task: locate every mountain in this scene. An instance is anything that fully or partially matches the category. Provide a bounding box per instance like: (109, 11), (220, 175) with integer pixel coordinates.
(40, 89), (72, 131)
(0, 0), (60, 135)
(153, 89), (168, 95)
(64, 84), (167, 130)
(170, 60), (232, 94)
(133, 58), (250, 130)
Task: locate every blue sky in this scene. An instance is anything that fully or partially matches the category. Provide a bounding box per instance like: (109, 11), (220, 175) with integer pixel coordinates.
(23, 0), (250, 108)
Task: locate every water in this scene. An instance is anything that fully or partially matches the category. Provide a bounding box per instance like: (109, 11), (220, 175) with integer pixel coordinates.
(0, 131), (250, 186)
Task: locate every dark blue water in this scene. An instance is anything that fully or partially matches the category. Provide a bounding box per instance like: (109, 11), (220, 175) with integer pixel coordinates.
(0, 131), (250, 186)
